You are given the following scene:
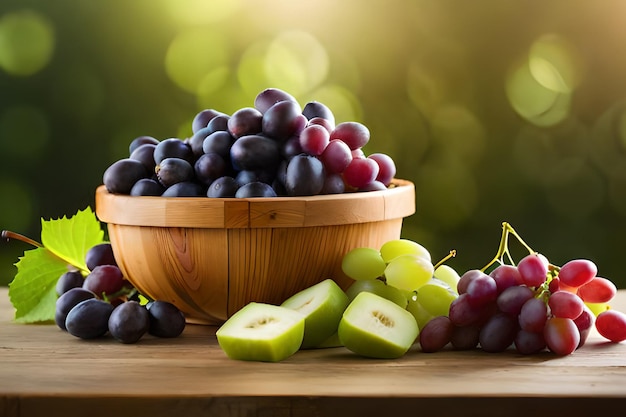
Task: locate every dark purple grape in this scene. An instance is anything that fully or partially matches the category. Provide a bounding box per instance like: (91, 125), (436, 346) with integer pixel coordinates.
(206, 114), (230, 133)
(108, 301), (150, 344)
(194, 153), (227, 186)
(235, 169), (275, 186)
(83, 265), (126, 298)
(281, 135), (303, 160)
(302, 101), (335, 125)
(496, 285), (535, 316)
(235, 181), (278, 198)
(202, 130), (236, 159)
(419, 315), (453, 353)
(103, 158), (149, 194)
(130, 178), (164, 196)
(188, 126), (213, 157)
(129, 136), (159, 154)
(65, 298), (115, 339)
(285, 154), (325, 196)
(161, 181), (204, 197)
(254, 87), (299, 114)
(320, 173), (346, 194)
(262, 100), (304, 141)
(450, 324), (480, 350)
(359, 181), (387, 191)
(156, 157), (194, 187)
(479, 313), (518, 353)
(514, 329), (546, 354)
(153, 138), (194, 165)
(56, 270), (85, 296)
(147, 300), (186, 338)
(85, 243), (117, 271)
(227, 107), (263, 138)
(55, 288), (96, 330)
(207, 176), (239, 197)
(230, 135), (281, 171)
(129, 143), (157, 173)
(192, 109), (224, 133)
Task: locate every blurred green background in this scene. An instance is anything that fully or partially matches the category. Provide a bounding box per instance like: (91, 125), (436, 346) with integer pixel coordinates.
(2, 0), (626, 287)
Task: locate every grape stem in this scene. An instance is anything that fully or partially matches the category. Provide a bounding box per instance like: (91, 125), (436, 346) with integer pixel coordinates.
(1, 230), (43, 248)
(434, 250), (456, 270)
(480, 222), (536, 272)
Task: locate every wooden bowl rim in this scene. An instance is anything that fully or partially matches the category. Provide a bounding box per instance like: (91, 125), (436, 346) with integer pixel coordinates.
(95, 178), (415, 229)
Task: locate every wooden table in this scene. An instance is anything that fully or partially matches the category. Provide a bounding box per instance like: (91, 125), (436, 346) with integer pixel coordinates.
(1, 287), (626, 417)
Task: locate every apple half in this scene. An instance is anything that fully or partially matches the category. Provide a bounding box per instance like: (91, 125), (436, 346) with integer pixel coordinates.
(216, 302), (305, 362)
(338, 292), (419, 359)
(281, 278), (350, 349)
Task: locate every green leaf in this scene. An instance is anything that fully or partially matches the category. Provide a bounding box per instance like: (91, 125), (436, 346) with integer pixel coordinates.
(8, 248), (69, 323)
(7, 207), (107, 323)
(40, 206), (105, 274)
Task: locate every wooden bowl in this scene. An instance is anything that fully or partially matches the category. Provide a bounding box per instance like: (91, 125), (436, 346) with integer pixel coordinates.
(94, 179), (415, 324)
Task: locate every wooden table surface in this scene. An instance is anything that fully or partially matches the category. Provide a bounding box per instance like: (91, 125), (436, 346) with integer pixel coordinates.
(1, 287), (626, 417)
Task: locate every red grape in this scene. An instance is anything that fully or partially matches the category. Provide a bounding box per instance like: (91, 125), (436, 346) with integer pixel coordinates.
(558, 259), (597, 288)
(595, 310), (626, 342)
(543, 317), (580, 355)
(576, 277), (617, 304)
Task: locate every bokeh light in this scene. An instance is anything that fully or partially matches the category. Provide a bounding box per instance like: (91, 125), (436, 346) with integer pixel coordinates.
(0, 105), (49, 158)
(0, 178), (34, 233)
(3, 0), (626, 289)
(162, 0), (241, 25)
(0, 9), (54, 76)
(165, 28), (230, 94)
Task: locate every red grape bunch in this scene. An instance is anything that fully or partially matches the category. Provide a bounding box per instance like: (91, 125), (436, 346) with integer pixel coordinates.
(418, 223), (626, 355)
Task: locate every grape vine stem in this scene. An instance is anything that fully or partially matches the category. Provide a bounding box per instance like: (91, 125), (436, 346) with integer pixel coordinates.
(480, 222), (536, 272)
(1, 230), (43, 248)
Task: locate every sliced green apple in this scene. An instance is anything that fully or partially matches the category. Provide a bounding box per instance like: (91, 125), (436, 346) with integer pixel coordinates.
(345, 278), (408, 308)
(281, 278), (350, 349)
(216, 302), (304, 362)
(315, 331), (343, 348)
(338, 292), (419, 359)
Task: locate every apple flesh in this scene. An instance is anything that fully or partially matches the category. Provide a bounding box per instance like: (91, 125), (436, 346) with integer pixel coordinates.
(338, 292), (419, 359)
(216, 302), (304, 362)
(281, 278), (349, 349)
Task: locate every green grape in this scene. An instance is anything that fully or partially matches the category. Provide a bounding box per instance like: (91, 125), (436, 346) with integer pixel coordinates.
(380, 239), (431, 263)
(433, 264), (461, 294)
(384, 254), (434, 292)
(406, 297), (434, 330)
(345, 279), (408, 308)
(415, 279), (458, 317)
(341, 247), (386, 280)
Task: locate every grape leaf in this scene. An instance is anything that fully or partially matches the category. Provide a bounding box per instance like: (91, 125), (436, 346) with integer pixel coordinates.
(7, 207), (106, 323)
(8, 248), (69, 323)
(41, 206), (105, 273)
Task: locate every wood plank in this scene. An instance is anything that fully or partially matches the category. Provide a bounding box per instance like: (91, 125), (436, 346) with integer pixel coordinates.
(1, 287), (626, 417)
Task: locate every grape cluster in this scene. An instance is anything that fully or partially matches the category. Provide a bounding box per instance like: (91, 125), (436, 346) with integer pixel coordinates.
(54, 243), (186, 343)
(340, 226), (626, 356)
(103, 88), (396, 198)
(341, 239), (459, 329)
(419, 254), (626, 355)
